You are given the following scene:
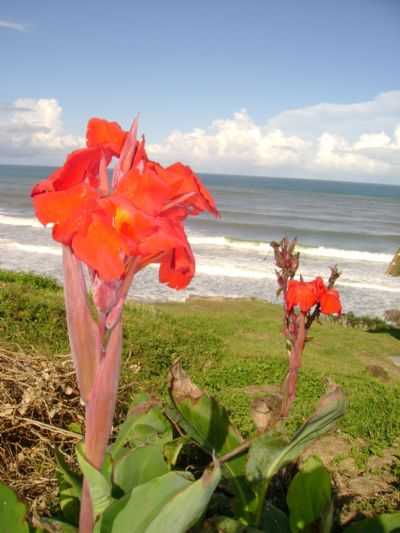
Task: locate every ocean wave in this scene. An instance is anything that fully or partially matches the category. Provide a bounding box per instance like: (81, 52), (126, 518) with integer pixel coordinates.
(0, 239), (61, 256)
(189, 235), (392, 263)
(0, 214), (42, 228)
(196, 263), (273, 280)
(297, 246), (392, 263)
(337, 280), (400, 293)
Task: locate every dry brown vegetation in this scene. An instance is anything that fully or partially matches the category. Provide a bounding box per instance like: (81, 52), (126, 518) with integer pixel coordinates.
(0, 345), (83, 517)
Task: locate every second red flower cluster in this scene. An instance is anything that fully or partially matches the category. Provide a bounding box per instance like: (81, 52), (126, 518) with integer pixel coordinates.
(286, 277), (341, 315)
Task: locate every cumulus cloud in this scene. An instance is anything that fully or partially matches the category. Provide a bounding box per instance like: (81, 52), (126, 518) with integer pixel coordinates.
(0, 98), (83, 162)
(148, 91), (400, 182)
(0, 19), (27, 32)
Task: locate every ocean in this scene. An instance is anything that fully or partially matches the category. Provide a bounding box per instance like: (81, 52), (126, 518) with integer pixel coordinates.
(0, 164), (399, 317)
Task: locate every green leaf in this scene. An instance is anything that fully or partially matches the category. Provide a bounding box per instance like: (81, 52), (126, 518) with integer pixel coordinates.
(287, 456), (332, 532)
(169, 362), (257, 520)
(67, 422), (82, 435)
(38, 518), (78, 532)
(343, 512), (400, 532)
(110, 396), (172, 459)
(169, 362), (244, 455)
(55, 450), (82, 526)
(113, 444), (169, 494)
(201, 515), (265, 532)
(143, 462), (222, 533)
(247, 384), (345, 483)
(0, 482), (29, 533)
(261, 503), (291, 533)
(105, 464), (220, 533)
(76, 443), (113, 516)
(163, 436), (189, 467)
(55, 450), (82, 499)
(103, 471), (192, 532)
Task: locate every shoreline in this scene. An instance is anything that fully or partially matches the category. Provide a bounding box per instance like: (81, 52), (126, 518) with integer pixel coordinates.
(1, 268), (398, 328)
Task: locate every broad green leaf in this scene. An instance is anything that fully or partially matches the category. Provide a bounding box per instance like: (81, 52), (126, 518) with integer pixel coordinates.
(110, 396), (172, 458)
(247, 385), (345, 483)
(287, 456), (331, 532)
(169, 362), (244, 455)
(55, 450), (82, 526)
(104, 464), (220, 533)
(200, 515), (265, 532)
(113, 444), (169, 493)
(38, 518), (78, 532)
(144, 462), (221, 533)
(55, 450), (82, 499)
(169, 362), (257, 520)
(343, 512), (400, 532)
(106, 471), (193, 532)
(163, 436), (190, 467)
(67, 422), (82, 435)
(0, 482), (29, 533)
(261, 503), (291, 533)
(93, 496), (129, 533)
(76, 443), (113, 516)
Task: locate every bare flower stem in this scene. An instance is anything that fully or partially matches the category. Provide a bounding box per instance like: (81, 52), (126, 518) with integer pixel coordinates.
(281, 312), (306, 417)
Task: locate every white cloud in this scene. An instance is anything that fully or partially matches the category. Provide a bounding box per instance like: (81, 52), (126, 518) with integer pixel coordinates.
(148, 91), (400, 183)
(0, 19), (27, 32)
(1, 92), (400, 183)
(0, 98), (83, 162)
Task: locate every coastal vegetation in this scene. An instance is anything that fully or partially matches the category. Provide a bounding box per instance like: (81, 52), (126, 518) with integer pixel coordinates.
(1, 269), (400, 529)
(1, 117), (399, 532)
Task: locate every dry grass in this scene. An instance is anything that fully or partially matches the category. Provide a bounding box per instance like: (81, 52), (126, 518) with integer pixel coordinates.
(0, 344), (83, 516)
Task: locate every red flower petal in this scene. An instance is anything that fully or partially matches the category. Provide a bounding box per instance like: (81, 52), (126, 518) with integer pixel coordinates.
(106, 195), (158, 255)
(72, 214), (126, 281)
(115, 168), (170, 216)
(137, 218), (183, 259)
(163, 162), (219, 217)
(33, 184), (99, 245)
(286, 279), (319, 313)
(320, 289), (342, 315)
(159, 237), (195, 289)
(31, 147), (107, 195)
(86, 118), (127, 156)
(33, 184), (97, 226)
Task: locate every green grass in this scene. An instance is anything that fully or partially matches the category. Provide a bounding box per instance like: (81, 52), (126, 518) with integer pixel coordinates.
(1, 269), (400, 451)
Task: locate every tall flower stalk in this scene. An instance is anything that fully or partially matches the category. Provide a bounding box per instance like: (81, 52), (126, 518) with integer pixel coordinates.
(271, 238), (342, 417)
(31, 116), (218, 532)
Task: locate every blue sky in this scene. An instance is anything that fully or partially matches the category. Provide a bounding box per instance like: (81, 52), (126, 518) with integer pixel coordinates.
(1, 0), (400, 182)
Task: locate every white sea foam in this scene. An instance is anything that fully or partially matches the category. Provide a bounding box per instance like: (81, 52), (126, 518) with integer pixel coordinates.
(188, 234), (392, 263)
(196, 263), (273, 280)
(336, 280), (400, 293)
(297, 246), (392, 263)
(0, 214), (42, 228)
(0, 239), (61, 256)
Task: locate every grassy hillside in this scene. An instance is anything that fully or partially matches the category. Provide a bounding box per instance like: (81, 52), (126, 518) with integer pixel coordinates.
(1, 269), (400, 447)
(1, 270), (399, 521)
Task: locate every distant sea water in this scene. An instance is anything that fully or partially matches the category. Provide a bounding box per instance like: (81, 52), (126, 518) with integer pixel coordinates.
(0, 164), (399, 318)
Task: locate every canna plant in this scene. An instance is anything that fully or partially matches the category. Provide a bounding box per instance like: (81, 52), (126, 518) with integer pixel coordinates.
(37, 366), (345, 532)
(271, 239), (342, 416)
(30, 115), (219, 532)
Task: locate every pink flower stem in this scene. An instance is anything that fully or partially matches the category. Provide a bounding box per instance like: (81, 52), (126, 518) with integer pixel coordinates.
(281, 312), (306, 417)
(79, 320), (123, 532)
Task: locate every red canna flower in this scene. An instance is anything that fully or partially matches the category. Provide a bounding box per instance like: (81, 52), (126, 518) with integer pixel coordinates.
(32, 115), (220, 533)
(320, 288), (342, 315)
(286, 276), (341, 315)
(286, 277), (325, 313)
(31, 116), (219, 286)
